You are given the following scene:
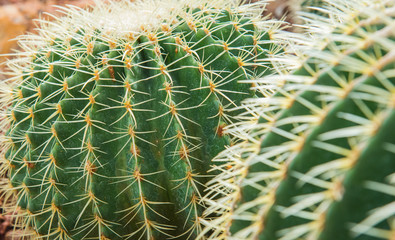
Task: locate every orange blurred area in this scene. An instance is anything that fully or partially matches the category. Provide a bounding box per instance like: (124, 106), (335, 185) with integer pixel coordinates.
(0, 0), (94, 77)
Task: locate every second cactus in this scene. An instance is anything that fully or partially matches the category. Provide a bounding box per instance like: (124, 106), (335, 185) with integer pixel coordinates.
(203, 0), (395, 239)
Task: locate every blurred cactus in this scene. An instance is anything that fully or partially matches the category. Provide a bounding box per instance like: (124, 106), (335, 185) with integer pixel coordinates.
(202, 0), (395, 239)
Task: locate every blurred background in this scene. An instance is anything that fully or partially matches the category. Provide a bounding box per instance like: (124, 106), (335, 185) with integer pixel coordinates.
(0, 0), (289, 239)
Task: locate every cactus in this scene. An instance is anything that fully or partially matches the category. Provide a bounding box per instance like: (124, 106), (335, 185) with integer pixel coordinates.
(203, 0), (395, 239)
(0, 0), (283, 239)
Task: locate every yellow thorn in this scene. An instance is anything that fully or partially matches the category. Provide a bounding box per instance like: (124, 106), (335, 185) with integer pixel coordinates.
(133, 169), (143, 181)
(179, 145), (189, 159)
(50, 154), (57, 166)
(233, 22), (240, 31)
(28, 108), (34, 120)
(203, 27), (211, 36)
(339, 81), (355, 99)
(198, 64), (205, 74)
(102, 55), (109, 66)
(17, 89), (23, 99)
(124, 100), (133, 111)
(30, 66), (34, 78)
(140, 25), (148, 32)
(176, 130), (183, 140)
(94, 69), (100, 81)
(85, 160), (96, 175)
(7, 160), (16, 169)
(183, 45), (192, 55)
(281, 95), (295, 109)
(85, 115), (92, 126)
(169, 103), (177, 115)
(147, 33), (158, 43)
(161, 23), (171, 32)
(130, 143), (140, 157)
(108, 41), (116, 49)
(63, 81), (68, 92)
(11, 110), (16, 121)
(65, 45), (71, 56)
(23, 157), (34, 169)
(346, 147), (361, 168)
(164, 81), (172, 94)
(187, 20), (196, 31)
(128, 125), (135, 137)
(291, 135), (306, 153)
(89, 94), (95, 105)
(88, 190), (96, 200)
(48, 64), (54, 74)
(100, 235), (110, 240)
(125, 81), (132, 91)
(160, 64), (167, 75)
(154, 46), (161, 56)
(175, 36), (183, 45)
(49, 178), (56, 186)
(280, 162), (289, 180)
(223, 42), (229, 51)
(216, 124), (226, 137)
(75, 58), (81, 69)
(21, 182), (29, 192)
(87, 42), (94, 55)
(191, 193), (199, 204)
(209, 81), (216, 93)
(46, 50), (52, 59)
(51, 125), (57, 137)
(25, 134), (31, 145)
(125, 43), (134, 55)
(125, 58), (133, 70)
(36, 87), (41, 98)
(237, 57), (245, 67)
(86, 141), (94, 153)
(56, 103), (62, 114)
(253, 36), (258, 46)
(127, 32), (135, 41)
(328, 179), (344, 201)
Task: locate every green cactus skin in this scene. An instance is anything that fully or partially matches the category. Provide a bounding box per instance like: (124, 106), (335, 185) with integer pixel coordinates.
(203, 1), (395, 240)
(0, 0), (281, 239)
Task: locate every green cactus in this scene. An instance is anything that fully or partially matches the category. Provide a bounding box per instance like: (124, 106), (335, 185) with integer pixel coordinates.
(0, 0), (282, 239)
(203, 0), (395, 239)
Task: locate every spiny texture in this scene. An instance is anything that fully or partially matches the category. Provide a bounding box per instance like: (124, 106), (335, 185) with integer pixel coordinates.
(203, 1), (395, 239)
(0, 0), (282, 239)
(288, 0), (351, 26)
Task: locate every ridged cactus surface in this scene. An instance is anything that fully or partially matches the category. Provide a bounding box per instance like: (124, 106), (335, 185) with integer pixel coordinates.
(203, 1), (395, 239)
(0, 0), (280, 239)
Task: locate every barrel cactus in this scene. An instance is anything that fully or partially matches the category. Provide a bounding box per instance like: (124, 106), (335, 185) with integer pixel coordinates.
(0, 0), (283, 239)
(203, 0), (395, 239)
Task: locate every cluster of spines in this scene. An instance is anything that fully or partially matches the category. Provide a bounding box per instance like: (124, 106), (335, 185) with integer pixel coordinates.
(203, 1), (395, 240)
(0, 0), (284, 239)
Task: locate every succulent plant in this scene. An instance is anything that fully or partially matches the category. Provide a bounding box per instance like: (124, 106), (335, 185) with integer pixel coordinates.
(202, 0), (395, 239)
(0, 0), (283, 239)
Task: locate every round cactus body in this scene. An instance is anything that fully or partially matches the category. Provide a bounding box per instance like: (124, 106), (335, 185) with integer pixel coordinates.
(204, 1), (395, 240)
(0, 0), (281, 239)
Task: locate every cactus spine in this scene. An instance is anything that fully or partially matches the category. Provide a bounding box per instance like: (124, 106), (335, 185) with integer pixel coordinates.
(0, 0), (282, 239)
(203, 0), (395, 239)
